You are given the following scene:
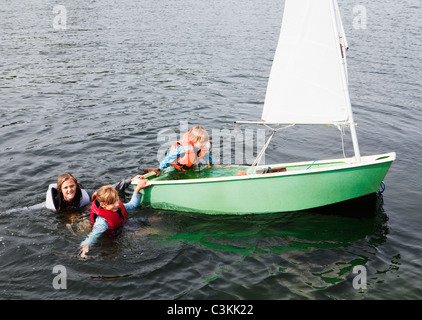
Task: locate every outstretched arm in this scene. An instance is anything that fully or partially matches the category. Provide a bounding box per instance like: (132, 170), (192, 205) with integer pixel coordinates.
(124, 179), (151, 210)
(79, 217), (108, 258)
(159, 145), (184, 170)
(111, 174), (145, 191)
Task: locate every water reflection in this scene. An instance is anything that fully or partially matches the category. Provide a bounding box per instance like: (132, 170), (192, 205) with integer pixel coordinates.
(0, 190), (395, 299)
(162, 194), (388, 252)
(154, 193), (390, 294)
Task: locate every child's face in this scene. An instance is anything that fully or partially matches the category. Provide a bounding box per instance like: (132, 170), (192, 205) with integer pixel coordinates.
(101, 199), (120, 212)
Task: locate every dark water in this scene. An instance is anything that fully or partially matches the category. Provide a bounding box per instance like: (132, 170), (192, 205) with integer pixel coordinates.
(1, 0), (421, 301)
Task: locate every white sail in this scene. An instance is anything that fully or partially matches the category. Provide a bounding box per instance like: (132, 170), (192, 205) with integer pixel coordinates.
(262, 0), (351, 125)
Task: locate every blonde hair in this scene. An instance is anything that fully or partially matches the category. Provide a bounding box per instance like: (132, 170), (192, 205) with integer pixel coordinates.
(189, 126), (209, 142)
(92, 185), (119, 205)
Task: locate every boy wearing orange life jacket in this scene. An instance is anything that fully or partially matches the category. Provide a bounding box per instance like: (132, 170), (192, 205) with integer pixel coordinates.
(158, 125), (213, 172)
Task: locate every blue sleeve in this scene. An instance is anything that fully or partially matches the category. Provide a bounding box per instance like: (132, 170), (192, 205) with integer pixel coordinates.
(205, 150), (213, 165)
(80, 216), (109, 247)
(159, 145), (184, 170)
(124, 191), (142, 210)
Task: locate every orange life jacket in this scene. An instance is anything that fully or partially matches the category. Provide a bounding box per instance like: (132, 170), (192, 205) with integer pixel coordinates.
(170, 131), (211, 171)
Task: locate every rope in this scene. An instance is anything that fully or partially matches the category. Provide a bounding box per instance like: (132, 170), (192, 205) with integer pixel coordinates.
(377, 181), (386, 194)
(306, 159), (320, 170)
(339, 125), (346, 158)
(251, 130), (276, 167)
(250, 124), (296, 168)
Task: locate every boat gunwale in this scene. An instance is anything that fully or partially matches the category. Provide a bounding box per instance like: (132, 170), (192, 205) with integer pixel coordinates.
(141, 152), (396, 186)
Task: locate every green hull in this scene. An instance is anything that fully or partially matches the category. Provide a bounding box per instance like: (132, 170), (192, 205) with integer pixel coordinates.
(137, 153), (395, 215)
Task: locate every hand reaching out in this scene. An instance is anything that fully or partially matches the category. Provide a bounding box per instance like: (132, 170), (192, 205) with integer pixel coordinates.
(80, 244), (89, 258)
(132, 177), (151, 193)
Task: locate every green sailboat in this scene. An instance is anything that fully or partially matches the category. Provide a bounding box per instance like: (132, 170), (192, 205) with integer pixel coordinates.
(135, 0), (395, 215)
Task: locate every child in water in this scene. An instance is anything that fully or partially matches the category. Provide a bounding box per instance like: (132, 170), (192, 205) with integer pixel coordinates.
(79, 178), (150, 258)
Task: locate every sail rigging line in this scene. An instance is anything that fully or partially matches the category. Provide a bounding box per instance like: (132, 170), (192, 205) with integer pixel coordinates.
(250, 123), (296, 169)
(339, 124), (346, 158)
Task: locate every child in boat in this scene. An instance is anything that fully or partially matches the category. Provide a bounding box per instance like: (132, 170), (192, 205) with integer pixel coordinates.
(157, 125), (213, 172)
(79, 179), (150, 258)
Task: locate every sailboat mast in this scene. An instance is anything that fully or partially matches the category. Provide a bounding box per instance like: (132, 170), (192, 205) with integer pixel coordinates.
(349, 114), (361, 162)
(331, 0), (361, 162)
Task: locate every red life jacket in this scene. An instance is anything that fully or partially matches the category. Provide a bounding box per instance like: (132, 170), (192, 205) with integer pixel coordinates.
(90, 199), (127, 229)
(170, 131), (211, 171)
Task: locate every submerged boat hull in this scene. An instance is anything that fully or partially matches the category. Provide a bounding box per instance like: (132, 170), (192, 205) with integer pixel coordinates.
(138, 152), (395, 215)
